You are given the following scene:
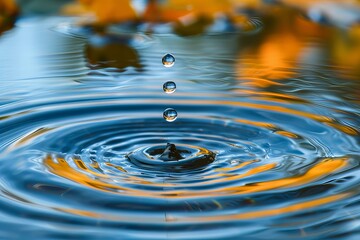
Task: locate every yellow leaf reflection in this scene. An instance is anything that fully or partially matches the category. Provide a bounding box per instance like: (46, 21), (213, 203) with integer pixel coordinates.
(163, 0), (233, 17)
(173, 193), (350, 222)
(44, 155), (349, 199)
(0, 0), (18, 34)
(74, 0), (137, 23)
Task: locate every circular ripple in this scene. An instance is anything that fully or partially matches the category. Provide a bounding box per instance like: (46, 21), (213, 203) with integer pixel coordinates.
(0, 96), (359, 239)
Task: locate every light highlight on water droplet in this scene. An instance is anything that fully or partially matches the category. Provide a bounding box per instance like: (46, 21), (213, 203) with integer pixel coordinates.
(163, 81), (176, 94)
(163, 108), (178, 122)
(162, 53), (175, 68)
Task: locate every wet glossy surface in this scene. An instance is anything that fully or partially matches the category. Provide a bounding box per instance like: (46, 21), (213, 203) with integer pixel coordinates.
(0, 15), (360, 240)
(163, 81), (176, 94)
(162, 53), (175, 68)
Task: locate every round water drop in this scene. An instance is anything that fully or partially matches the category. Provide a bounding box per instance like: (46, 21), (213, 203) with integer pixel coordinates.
(163, 108), (178, 122)
(162, 53), (175, 68)
(163, 81), (176, 94)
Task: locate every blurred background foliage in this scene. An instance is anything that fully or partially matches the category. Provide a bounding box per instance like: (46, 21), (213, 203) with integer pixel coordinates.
(0, 0), (18, 33)
(1, 0), (360, 80)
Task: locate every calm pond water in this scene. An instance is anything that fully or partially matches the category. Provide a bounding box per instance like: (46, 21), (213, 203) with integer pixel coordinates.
(0, 12), (360, 240)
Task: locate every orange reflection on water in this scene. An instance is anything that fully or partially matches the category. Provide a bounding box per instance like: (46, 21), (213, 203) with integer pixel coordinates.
(325, 122), (359, 136)
(173, 192), (350, 222)
(274, 130), (299, 139)
(78, 0), (137, 23)
(202, 99), (358, 136)
(163, 0), (233, 17)
(55, 207), (103, 218)
(224, 157), (348, 195)
(198, 163), (276, 186)
(330, 26), (360, 80)
(0, 0), (18, 34)
(169, 157), (348, 198)
(214, 160), (257, 172)
(44, 155), (349, 199)
(9, 127), (53, 149)
(240, 90), (309, 104)
(234, 118), (276, 129)
(235, 7), (358, 89)
(236, 9), (304, 88)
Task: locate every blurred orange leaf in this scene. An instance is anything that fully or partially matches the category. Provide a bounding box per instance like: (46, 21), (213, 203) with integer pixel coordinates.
(71, 0), (137, 23)
(0, 0), (18, 34)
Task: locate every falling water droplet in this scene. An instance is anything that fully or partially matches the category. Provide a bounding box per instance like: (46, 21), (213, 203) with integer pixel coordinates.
(163, 108), (178, 122)
(162, 53), (175, 68)
(163, 81), (176, 94)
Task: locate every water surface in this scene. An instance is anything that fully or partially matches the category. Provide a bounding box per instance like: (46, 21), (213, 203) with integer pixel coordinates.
(0, 14), (359, 240)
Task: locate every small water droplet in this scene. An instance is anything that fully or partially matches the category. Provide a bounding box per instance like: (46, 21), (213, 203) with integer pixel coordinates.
(163, 81), (176, 94)
(163, 108), (178, 122)
(162, 53), (175, 68)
